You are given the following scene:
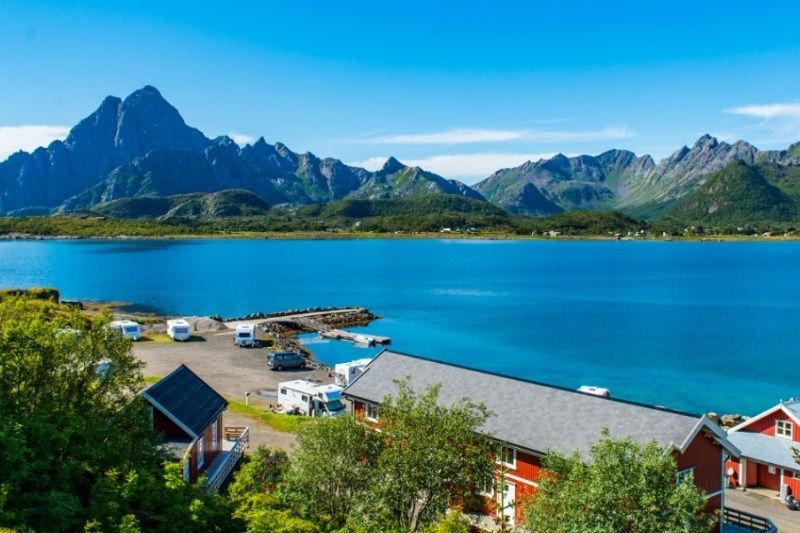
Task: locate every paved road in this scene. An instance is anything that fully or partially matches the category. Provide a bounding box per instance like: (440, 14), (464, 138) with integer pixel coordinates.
(133, 330), (330, 452)
(726, 488), (800, 532)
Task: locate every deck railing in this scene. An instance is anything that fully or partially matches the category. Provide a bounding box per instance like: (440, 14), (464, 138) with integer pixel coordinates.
(723, 507), (777, 533)
(203, 426), (250, 494)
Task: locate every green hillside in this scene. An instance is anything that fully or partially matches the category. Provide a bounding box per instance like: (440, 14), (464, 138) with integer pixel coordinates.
(666, 161), (798, 224)
(91, 190), (270, 219)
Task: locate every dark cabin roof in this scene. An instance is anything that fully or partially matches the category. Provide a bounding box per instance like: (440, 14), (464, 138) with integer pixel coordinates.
(344, 350), (737, 458)
(141, 364), (227, 439)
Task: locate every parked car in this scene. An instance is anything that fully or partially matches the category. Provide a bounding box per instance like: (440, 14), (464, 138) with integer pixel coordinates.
(266, 351), (307, 371)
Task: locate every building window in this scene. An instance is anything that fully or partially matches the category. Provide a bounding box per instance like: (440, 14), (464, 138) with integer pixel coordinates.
(366, 403), (379, 421)
(197, 437), (205, 469)
(211, 420), (218, 451)
(676, 467), (694, 485)
(497, 446), (516, 469)
(776, 420), (793, 439)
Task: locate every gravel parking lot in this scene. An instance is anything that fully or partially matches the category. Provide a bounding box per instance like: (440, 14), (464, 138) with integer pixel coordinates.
(133, 329), (333, 451)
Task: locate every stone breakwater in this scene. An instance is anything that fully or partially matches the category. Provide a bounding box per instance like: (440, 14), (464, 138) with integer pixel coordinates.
(216, 306), (378, 325)
(222, 307), (380, 362)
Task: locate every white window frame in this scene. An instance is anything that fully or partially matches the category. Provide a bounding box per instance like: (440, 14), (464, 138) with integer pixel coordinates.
(365, 403), (379, 422)
(496, 446), (517, 469)
(776, 419), (793, 439)
(196, 437), (205, 469)
(676, 467), (694, 485)
(211, 420), (219, 451)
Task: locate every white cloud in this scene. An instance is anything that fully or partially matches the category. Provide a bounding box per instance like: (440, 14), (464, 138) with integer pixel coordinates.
(359, 126), (634, 145)
(725, 103), (800, 119)
(228, 132), (256, 146)
(349, 152), (559, 184)
(0, 125), (69, 159)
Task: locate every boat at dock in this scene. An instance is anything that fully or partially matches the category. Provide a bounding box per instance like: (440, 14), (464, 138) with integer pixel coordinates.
(321, 329), (391, 346)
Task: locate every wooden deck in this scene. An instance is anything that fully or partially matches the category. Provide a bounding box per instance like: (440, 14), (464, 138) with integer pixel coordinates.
(202, 426), (250, 494)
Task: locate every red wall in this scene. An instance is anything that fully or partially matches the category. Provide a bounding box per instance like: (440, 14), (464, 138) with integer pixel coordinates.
(676, 431), (723, 497)
(740, 408), (800, 441)
(352, 399), (723, 524)
(153, 408), (188, 439)
(186, 414), (223, 482)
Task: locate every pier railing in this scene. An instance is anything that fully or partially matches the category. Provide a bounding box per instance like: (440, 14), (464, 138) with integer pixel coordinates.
(722, 507), (776, 532)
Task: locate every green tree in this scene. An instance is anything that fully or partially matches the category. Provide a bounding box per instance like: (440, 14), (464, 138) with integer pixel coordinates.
(227, 446), (290, 501)
(521, 431), (716, 533)
(366, 381), (494, 532)
(0, 296), (161, 530)
(420, 510), (473, 533)
(282, 415), (382, 528)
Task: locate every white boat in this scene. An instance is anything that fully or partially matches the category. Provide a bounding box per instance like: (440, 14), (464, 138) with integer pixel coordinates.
(578, 385), (610, 398)
(352, 334), (375, 347)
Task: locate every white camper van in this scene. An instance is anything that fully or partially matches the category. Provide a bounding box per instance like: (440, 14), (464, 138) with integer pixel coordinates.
(334, 358), (372, 387)
(234, 324), (256, 347)
(166, 319), (191, 341)
(109, 320), (141, 341)
(277, 380), (346, 417)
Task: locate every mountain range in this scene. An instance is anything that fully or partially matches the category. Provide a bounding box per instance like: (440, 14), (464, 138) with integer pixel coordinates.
(1, 85), (799, 224)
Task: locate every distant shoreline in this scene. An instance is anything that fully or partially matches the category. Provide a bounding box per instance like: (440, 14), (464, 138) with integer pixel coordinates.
(2, 231), (800, 242)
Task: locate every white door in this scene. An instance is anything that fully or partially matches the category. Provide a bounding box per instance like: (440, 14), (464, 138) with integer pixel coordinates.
(497, 481), (516, 525)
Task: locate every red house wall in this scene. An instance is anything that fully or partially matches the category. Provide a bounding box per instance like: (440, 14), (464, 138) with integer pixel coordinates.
(676, 431), (723, 496)
(153, 409), (187, 439)
(351, 399), (723, 525)
(187, 414), (223, 482)
(740, 408), (799, 441)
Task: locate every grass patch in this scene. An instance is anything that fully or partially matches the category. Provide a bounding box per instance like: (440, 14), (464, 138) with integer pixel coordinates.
(139, 333), (173, 343)
(226, 398), (314, 433)
(143, 375), (162, 384)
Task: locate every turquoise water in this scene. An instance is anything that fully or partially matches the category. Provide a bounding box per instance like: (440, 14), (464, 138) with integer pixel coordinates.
(1, 238), (799, 415)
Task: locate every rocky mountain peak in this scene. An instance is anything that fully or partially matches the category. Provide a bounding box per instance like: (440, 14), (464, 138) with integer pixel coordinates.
(693, 134), (718, 150)
(381, 156), (405, 174)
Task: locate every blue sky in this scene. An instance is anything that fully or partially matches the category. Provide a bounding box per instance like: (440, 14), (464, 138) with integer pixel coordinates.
(1, 0), (800, 183)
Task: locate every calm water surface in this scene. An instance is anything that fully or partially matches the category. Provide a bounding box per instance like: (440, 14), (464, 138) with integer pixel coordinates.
(1, 238), (798, 415)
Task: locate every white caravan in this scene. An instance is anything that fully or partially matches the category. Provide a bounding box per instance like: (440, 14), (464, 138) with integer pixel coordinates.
(166, 319), (191, 341)
(334, 358), (372, 387)
(234, 324), (256, 347)
(109, 320), (141, 341)
(277, 380), (346, 417)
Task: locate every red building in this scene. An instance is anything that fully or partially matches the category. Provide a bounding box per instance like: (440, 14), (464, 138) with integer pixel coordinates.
(141, 364), (248, 490)
(725, 399), (800, 499)
(344, 350), (739, 528)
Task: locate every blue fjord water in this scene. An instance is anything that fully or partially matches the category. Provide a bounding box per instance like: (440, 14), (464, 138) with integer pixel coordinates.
(1, 238), (799, 416)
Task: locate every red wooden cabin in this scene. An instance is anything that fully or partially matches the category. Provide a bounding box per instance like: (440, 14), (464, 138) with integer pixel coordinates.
(344, 350), (739, 528)
(141, 364), (227, 483)
(725, 399), (800, 499)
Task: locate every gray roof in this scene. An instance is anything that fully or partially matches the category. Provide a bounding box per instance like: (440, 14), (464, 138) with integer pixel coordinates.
(142, 364), (227, 439)
(781, 400), (800, 422)
(344, 350), (717, 457)
(728, 432), (799, 471)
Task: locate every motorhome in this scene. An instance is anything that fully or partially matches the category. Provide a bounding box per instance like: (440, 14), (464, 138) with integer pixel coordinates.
(110, 320), (141, 341)
(334, 358), (372, 387)
(166, 319), (191, 341)
(234, 324), (256, 347)
(277, 380), (346, 417)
